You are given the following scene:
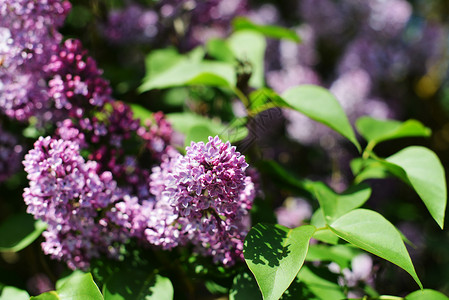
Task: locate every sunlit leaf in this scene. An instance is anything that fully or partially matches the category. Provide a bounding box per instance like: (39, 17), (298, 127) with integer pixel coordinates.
(298, 266), (345, 300)
(405, 289), (449, 300)
(386, 146), (447, 229)
(244, 224), (316, 300)
(312, 182), (371, 223)
(329, 209), (422, 288)
(356, 117), (431, 146)
(0, 286), (29, 300)
(282, 85), (360, 151)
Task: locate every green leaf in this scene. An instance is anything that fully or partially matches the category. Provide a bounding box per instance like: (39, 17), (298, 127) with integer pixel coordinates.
(229, 272), (263, 300)
(139, 47), (235, 91)
(58, 272), (103, 300)
(206, 38), (235, 63)
(103, 270), (173, 300)
(144, 47), (184, 80)
(248, 88), (290, 116)
(55, 270), (86, 290)
(232, 17), (301, 42)
(166, 112), (227, 135)
(386, 146), (447, 229)
(34, 273), (103, 300)
(281, 85), (360, 151)
(184, 125), (217, 147)
(312, 182), (371, 224)
(329, 209), (422, 288)
(0, 213), (46, 252)
(356, 117), (431, 146)
(228, 30), (266, 88)
(350, 158), (390, 183)
(405, 289), (449, 300)
(310, 209), (340, 245)
(244, 224), (316, 300)
(0, 286), (29, 300)
(297, 266), (345, 300)
(30, 291), (59, 300)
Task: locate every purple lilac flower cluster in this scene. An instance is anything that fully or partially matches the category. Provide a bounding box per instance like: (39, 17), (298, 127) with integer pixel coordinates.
(45, 39), (112, 120)
(23, 137), (128, 270)
(55, 102), (175, 204)
(0, 0), (71, 121)
(148, 136), (255, 266)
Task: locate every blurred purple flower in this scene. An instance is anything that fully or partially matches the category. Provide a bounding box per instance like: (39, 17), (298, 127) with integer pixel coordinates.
(0, 0), (71, 121)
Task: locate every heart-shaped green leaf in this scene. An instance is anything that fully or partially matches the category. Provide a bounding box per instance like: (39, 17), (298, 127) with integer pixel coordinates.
(329, 209), (422, 289)
(282, 85), (360, 151)
(244, 224), (316, 300)
(386, 146), (447, 229)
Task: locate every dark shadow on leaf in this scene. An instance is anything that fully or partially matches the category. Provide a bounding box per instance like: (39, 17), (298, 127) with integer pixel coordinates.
(244, 223), (291, 268)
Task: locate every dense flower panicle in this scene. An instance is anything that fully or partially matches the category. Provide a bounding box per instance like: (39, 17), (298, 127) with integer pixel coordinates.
(23, 137), (128, 269)
(0, 125), (24, 182)
(149, 136), (255, 265)
(45, 39), (113, 119)
(0, 0), (71, 120)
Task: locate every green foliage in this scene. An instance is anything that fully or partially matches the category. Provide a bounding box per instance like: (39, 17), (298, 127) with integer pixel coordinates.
(405, 289), (449, 300)
(386, 146), (447, 229)
(0, 213), (46, 252)
(244, 224), (316, 300)
(232, 17), (301, 42)
(312, 182), (371, 224)
(229, 272), (262, 300)
(0, 286), (29, 300)
(32, 273), (103, 300)
(281, 85), (361, 151)
(297, 266), (345, 300)
(139, 48), (235, 91)
(356, 117), (431, 148)
(329, 209), (422, 288)
(103, 270), (173, 300)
